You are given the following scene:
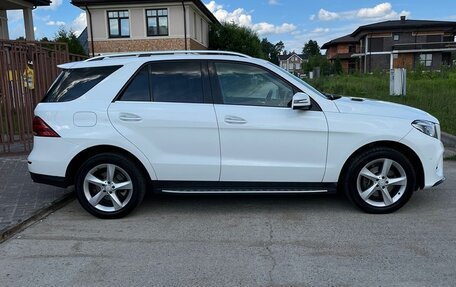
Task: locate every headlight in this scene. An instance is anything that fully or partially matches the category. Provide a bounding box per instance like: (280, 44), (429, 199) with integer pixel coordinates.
(412, 120), (438, 139)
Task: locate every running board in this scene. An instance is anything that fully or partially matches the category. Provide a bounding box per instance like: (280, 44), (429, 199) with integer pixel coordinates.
(161, 189), (329, 194)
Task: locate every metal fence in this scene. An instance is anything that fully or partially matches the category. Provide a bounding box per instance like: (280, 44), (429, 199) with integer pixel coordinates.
(0, 40), (87, 154)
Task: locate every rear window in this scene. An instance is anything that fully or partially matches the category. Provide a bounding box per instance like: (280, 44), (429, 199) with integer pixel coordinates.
(42, 66), (121, 102)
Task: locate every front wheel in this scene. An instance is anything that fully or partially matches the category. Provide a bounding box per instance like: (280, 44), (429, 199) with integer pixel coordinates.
(343, 147), (416, 214)
(75, 153), (146, 219)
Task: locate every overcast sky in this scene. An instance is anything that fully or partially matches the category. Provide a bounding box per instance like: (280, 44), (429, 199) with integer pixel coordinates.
(7, 0), (456, 52)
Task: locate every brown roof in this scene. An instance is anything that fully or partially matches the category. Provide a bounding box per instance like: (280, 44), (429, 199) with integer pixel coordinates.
(278, 52), (308, 61)
(71, 0), (219, 24)
(351, 19), (456, 38)
(321, 34), (356, 49)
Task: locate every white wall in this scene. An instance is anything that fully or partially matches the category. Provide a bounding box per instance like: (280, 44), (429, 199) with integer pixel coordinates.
(85, 2), (211, 47)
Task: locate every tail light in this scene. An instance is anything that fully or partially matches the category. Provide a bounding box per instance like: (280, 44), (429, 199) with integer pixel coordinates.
(33, 116), (60, 137)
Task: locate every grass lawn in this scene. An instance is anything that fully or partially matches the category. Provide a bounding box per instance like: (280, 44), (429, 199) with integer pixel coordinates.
(308, 69), (456, 135)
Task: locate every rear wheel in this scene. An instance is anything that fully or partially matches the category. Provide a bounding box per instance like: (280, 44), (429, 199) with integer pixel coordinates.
(344, 147), (416, 213)
(75, 153), (146, 219)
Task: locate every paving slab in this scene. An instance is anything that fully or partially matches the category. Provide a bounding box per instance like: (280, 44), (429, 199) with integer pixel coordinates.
(0, 155), (72, 241)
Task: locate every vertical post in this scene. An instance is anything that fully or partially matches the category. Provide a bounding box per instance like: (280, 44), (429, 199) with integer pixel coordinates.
(364, 36), (369, 73)
(23, 8), (35, 41)
(390, 52), (394, 70)
(0, 10), (9, 40)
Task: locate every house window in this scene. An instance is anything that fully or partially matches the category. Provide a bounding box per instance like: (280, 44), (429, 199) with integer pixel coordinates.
(108, 10), (130, 38)
(426, 35), (441, 43)
(393, 34), (400, 41)
(370, 38), (384, 52)
(146, 9), (168, 36)
(420, 54), (433, 67)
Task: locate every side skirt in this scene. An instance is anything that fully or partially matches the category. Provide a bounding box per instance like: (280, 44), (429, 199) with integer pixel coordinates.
(153, 181), (338, 194)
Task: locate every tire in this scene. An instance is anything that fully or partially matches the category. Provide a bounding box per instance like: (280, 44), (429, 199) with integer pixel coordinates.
(75, 153), (146, 219)
(343, 147), (416, 214)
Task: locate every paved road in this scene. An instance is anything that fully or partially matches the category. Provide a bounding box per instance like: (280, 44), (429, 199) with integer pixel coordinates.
(1, 162), (455, 287)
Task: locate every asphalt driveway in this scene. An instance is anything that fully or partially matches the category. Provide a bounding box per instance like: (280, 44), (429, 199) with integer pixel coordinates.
(0, 161), (455, 287)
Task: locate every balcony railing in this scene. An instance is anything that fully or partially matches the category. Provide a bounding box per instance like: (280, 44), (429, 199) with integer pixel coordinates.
(393, 41), (456, 51)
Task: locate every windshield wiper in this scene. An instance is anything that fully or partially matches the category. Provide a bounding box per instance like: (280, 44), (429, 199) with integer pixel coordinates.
(323, 93), (342, 100)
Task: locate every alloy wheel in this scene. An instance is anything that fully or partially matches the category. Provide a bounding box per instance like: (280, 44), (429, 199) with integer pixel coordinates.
(83, 163), (133, 212)
(356, 158), (407, 208)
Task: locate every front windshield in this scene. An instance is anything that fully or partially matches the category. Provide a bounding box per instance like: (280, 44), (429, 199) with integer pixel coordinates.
(268, 63), (329, 99)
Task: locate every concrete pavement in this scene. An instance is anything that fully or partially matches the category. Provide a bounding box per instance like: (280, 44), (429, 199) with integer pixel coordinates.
(0, 161), (455, 287)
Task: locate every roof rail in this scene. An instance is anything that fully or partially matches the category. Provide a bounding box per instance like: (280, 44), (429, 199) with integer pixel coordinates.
(85, 50), (251, 61)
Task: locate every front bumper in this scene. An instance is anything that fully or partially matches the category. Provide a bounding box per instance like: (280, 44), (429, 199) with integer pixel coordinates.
(400, 128), (445, 189)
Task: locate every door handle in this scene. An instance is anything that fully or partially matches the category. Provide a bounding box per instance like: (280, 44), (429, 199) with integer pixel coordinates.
(119, 113), (142, 122)
(224, 115), (247, 124)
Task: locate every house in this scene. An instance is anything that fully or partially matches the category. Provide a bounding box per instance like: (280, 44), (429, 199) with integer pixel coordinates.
(278, 52), (308, 75)
(321, 35), (359, 74)
(322, 16), (456, 73)
(71, 0), (219, 56)
(0, 0), (51, 41)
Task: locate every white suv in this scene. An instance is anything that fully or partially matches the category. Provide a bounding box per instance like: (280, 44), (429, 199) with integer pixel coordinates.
(28, 51), (445, 218)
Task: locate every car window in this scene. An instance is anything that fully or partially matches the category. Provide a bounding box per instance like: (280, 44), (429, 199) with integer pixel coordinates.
(214, 62), (294, 107)
(150, 61), (203, 103)
(118, 66), (151, 101)
(43, 66), (121, 102)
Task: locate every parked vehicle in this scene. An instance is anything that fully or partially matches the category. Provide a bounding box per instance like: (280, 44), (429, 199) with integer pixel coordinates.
(28, 51), (445, 218)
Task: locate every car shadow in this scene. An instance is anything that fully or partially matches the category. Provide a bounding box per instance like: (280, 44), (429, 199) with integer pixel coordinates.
(136, 191), (357, 216)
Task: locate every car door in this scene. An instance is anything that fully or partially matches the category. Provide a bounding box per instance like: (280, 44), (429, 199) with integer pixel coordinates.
(210, 61), (328, 182)
(108, 60), (220, 181)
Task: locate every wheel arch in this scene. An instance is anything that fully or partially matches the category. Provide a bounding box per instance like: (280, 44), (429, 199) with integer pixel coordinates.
(66, 145), (153, 186)
(338, 141), (425, 191)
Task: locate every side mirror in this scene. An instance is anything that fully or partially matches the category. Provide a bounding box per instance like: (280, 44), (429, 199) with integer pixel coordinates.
(292, 92), (312, 110)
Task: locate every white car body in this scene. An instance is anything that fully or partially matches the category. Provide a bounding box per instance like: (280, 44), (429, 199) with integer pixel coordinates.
(28, 51), (445, 216)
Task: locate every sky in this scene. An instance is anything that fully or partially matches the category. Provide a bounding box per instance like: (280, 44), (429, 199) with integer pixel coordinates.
(7, 0), (456, 52)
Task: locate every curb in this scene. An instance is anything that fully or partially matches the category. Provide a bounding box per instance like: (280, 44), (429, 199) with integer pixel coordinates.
(0, 192), (75, 244)
(442, 132), (456, 149)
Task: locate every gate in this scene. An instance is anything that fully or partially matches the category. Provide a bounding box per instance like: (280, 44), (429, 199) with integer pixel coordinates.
(0, 40), (87, 154)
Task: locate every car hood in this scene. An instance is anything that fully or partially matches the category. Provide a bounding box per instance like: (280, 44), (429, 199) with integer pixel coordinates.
(333, 97), (438, 123)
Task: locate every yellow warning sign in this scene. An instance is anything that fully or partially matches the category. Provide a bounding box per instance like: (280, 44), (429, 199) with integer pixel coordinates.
(23, 66), (34, 90)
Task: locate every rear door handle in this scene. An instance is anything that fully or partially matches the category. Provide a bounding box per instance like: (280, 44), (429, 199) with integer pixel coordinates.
(224, 115), (247, 124)
(119, 113), (142, 122)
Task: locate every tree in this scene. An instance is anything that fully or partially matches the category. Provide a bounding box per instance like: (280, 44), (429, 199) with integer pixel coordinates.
(333, 57), (343, 74)
(302, 40), (320, 57)
(209, 22), (263, 58)
(54, 27), (86, 56)
(261, 38), (284, 65)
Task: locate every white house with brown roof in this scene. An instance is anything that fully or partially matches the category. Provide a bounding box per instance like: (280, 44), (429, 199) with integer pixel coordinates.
(71, 0), (219, 55)
(278, 52), (308, 75)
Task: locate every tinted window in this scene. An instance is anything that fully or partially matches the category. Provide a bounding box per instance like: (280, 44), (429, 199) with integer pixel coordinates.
(370, 38), (383, 52)
(214, 62), (294, 107)
(43, 66), (121, 102)
(150, 62), (203, 103)
(118, 66), (150, 101)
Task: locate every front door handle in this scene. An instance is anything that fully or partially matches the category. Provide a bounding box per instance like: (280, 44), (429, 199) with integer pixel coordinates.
(224, 115), (247, 124)
(119, 113), (142, 122)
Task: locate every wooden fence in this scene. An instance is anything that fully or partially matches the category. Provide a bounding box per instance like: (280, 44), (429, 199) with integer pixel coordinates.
(0, 40), (87, 154)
